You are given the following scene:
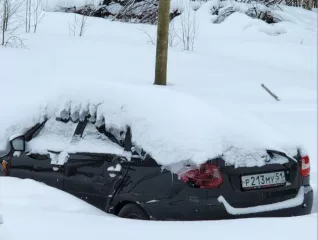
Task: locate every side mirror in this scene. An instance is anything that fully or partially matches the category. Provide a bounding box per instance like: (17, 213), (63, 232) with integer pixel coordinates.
(10, 136), (25, 152)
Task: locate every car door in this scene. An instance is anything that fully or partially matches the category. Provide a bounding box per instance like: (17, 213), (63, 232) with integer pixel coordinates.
(63, 153), (127, 211)
(9, 152), (64, 189)
(8, 153), (34, 180)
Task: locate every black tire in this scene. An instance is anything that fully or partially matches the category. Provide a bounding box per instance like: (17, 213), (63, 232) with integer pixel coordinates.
(118, 203), (150, 220)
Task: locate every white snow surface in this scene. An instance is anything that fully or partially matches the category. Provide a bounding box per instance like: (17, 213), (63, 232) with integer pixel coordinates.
(0, 2), (317, 239)
(0, 177), (317, 240)
(107, 164), (122, 172)
(0, 3), (316, 170)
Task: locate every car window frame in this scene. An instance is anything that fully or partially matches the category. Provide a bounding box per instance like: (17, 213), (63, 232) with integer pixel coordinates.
(68, 152), (124, 163)
(25, 153), (50, 161)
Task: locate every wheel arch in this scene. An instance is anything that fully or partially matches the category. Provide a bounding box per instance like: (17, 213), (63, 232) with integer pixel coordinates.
(111, 198), (153, 219)
(113, 200), (135, 215)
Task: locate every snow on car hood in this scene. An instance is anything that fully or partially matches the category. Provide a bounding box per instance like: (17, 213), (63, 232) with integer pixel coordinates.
(0, 82), (303, 169)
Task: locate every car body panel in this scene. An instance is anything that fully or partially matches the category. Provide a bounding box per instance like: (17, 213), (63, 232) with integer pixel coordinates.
(9, 153), (63, 189)
(0, 118), (313, 220)
(64, 153), (128, 210)
(110, 167), (209, 220)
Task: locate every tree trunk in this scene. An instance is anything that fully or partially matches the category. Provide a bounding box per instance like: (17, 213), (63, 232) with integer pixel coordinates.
(154, 0), (170, 86)
(307, 0), (313, 9)
(2, 2), (7, 46)
(28, 0), (32, 33)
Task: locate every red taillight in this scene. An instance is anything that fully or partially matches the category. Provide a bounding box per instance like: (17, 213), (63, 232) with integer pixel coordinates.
(300, 155), (310, 177)
(180, 164), (223, 188)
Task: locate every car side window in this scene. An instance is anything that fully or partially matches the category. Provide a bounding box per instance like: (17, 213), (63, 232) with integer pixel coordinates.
(27, 118), (78, 154)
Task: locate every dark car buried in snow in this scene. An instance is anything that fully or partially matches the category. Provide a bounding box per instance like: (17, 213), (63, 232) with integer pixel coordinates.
(0, 117), (313, 220)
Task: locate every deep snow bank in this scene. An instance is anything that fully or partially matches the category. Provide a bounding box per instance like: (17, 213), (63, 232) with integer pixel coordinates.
(0, 177), (106, 215)
(0, 178), (317, 240)
(0, 82), (303, 169)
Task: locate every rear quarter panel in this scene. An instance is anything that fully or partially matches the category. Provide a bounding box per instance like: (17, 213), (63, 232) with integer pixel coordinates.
(110, 156), (209, 220)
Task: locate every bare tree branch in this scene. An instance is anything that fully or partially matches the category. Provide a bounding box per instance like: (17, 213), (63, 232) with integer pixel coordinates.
(138, 28), (156, 45)
(261, 84), (280, 101)
(33, 0), (45, 33)
(68, 12), (89, 37)
(178, 0), (198, 51)
(1, 0), (26, 47)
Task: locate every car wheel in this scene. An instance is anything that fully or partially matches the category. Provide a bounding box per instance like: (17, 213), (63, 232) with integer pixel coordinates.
(118, 203), (150, 220)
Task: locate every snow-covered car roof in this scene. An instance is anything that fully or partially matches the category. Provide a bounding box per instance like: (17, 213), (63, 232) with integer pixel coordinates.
(0, 82), (303, 170)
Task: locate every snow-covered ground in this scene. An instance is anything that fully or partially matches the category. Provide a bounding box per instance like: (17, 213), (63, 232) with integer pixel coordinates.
(0, 177), (317, 240)
(0, 2), (317, 239)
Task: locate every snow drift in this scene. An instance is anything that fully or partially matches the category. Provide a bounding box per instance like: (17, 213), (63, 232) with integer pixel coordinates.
(0, 177), (316, 240)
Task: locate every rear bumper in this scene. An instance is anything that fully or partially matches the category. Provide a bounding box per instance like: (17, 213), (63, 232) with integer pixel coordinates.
(143, 186), (313, 220)
(215, 185), (313, 219)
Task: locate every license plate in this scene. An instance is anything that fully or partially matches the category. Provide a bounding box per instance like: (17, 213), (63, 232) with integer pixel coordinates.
(241, 171), (286, 190)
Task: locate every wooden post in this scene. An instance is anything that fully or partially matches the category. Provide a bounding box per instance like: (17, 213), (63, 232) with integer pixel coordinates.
(154, 0), (171, 86)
